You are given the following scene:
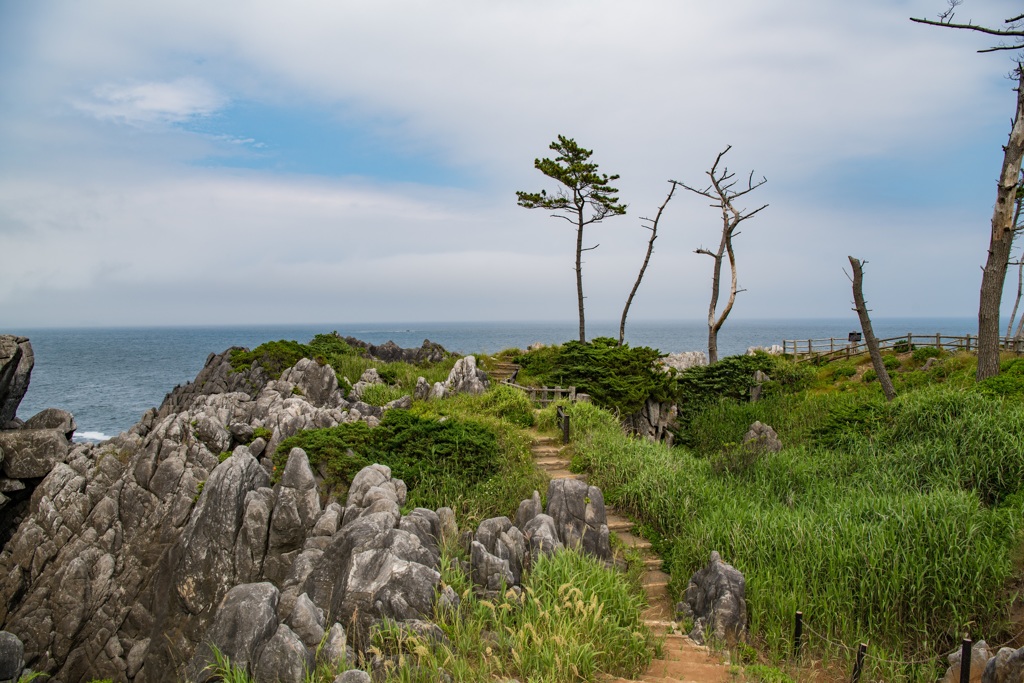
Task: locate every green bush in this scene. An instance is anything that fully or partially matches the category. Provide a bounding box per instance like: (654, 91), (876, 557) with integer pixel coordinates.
(275, 409), (511, 515)
(892, 339), (914, 353)
(911, 346), (942, 363)
(515, 337), (672, 416)
(883, 354), (901, 371)
(229, 339), (310, 378)
(863, 368), (877, 383)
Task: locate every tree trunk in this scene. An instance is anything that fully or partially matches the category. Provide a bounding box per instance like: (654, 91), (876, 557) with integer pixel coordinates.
(978, 67), (1024, 380)
(849, 256), (897, 402)
(707, 243), (725, 364)
(619, 184), (676, 345)
(576, 206), (586, 343)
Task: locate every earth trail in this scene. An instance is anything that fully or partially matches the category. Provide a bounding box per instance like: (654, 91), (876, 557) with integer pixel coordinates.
(529, 430), (731, 683)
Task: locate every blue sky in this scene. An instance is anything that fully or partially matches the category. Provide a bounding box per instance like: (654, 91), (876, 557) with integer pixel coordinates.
(1, 0), (1022, 328)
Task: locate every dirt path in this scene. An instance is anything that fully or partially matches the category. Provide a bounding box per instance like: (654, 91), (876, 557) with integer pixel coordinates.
(529, 431), (732, 683)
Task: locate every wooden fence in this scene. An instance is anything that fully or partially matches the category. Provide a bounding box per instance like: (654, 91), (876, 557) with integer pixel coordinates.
(783, 333), (1024, 364)
(501, 380), (579, 406)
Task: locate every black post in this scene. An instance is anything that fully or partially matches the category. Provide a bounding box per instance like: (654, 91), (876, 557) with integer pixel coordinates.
(960, 638), (972, 683)
(562, 412), (570, 445)
(793, 611), (803, 659)
(851, 643), (867, 683)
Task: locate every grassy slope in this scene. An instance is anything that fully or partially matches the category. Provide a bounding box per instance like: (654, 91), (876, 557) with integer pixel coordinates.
(566, 351), (1024, 682)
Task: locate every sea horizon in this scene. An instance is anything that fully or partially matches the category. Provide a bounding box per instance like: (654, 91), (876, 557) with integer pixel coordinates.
(9, 316), (979, 442)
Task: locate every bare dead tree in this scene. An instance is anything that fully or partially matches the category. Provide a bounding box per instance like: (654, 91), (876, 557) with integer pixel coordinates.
(1004, 179), (1024, 342)
(676, 146), (767, 363)
(618, 182), (678, 345)
(911, 3), (1024, 380)
(847, 257), (897, 402)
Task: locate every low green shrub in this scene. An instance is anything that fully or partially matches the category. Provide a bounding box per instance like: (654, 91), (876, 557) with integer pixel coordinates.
(911, 346), (942, 363)
(883, 354), (901, 371)
(229, 339), (309, 378)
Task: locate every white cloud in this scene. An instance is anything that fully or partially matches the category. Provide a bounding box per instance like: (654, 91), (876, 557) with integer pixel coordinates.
(72, 77), (227, 126)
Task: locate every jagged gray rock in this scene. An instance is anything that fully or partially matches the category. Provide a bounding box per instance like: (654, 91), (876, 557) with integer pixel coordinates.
(514, 490), (542, 530)
(742, 421), (782, 454)
(265, 448), (321, 583)
(0, 429), (70, 479)
(676, 551), (747, 646)
(445, 356), (488, 396)
(522, 514), (563, 557)
(941, 639), (990, 683)
(414, 377), (430, 401)
(23, 409), (77, 441)
(545, 479), (611, 561)
(471, 540), (513, 592)
(280, 358), (346, 409)
(188, 582), (280, 682)
(336, 670), (371, 683)
(0, 630), (23, 682)
(983, 645), (1024, 683)
(659, 351), (707, 373)
(0, 337), (33, 425)
(253, 623), (312, 683)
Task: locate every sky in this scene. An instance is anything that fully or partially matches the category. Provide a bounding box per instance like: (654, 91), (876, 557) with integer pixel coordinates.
(1, 0), (1022, 328)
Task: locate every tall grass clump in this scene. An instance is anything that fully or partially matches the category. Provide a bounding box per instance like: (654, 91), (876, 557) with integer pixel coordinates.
(371, 540), (653, 683)
(560, 396), (1024, 681)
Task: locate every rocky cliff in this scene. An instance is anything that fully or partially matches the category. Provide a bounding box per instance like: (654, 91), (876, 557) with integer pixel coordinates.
(0, 335), (610, 683)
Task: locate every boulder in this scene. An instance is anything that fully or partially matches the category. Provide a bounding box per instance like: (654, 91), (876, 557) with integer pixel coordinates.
(522, 514), (563, 557)
(0, 631), (24, 682)
(659, 351), (707, 373)
(317, 623), (348, 669)
(285, 592), (326, 650)
(742, 421), (782, 454)
(746, 345), (783, 356)
(414, 377), (430, 401)
(188, 582), (280, 681)
(23, 408), (77, 441)
(676, 551), (747, 646)
(174, 451), (270, 615)
(941, 639), (991, 683)
(336, 670), (371, 683)
(0, 428), (70, 479)
(0, 336), (33, 425)
(514, 490), (542, 530)
(545, 478), (611, 561)
(444, 356), (488, 396)
(470, 540), (513, 592)
(983, 645), (1024, 683)
(265, 448), (322, 582)
(280, 358), (346, 408)
(252, 623), (313, 683)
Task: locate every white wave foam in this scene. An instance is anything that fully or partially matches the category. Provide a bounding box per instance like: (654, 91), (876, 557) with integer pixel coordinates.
(75, 431), (112, 443)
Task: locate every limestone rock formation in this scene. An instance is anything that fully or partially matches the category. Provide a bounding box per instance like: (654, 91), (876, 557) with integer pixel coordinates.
(676, 551), (748, 646)
(0, 337), (33, 426)
(659, 351), (707, 373)
(941, 639), (990, 683)
(742, 421), (782, 454)
(983, 645), (1024, 683)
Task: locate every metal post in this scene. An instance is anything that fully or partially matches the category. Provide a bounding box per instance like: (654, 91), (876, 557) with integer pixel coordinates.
(960, 638), (972, 683)
(851, 643), (867, 683)
(793, 611), (803, 659)
(562, 412), (570, 444)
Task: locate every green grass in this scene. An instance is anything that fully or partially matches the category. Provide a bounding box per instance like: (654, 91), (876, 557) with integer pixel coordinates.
(369, 541), (653, 683)
(558, 354), (1024, 682)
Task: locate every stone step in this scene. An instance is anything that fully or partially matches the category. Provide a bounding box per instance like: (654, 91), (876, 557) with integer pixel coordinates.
(531, 437), (560, 447)
(535, 456), (570, 468)
(613, 529), (651, 550)
(643, 555), (662, 570)
(545, 470), (587, 482)
(606, 517), (633, 532)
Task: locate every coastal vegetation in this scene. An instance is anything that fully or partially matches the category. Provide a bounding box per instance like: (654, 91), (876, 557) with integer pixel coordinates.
(560, 347), (1024, 681)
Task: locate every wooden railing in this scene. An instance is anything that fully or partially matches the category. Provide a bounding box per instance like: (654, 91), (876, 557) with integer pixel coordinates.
(783, 333), (1024, 364)
(501, 380), (578, 406)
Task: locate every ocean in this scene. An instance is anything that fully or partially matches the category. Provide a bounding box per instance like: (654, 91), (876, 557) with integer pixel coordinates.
(8, 317), (976, 442)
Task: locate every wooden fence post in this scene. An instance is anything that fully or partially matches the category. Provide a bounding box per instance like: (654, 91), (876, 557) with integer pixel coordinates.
(851, 643), (868, 683)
